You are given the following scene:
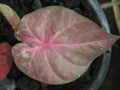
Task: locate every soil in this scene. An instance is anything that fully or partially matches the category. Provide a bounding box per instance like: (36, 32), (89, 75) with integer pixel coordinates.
(0, 0), (120, 90)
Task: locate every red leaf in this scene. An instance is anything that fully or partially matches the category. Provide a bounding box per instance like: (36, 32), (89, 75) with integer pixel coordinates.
(12, 6), (120, 84)
(0, 43), (12, 80)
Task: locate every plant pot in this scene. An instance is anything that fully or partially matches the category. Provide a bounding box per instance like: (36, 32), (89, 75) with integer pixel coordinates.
(0, 0), (111, 90)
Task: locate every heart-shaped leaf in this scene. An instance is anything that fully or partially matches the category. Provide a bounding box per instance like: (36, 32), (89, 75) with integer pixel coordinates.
(12, 6), (119, 84)
(0, 3), (20, 29)
(0, 43), (12, 80)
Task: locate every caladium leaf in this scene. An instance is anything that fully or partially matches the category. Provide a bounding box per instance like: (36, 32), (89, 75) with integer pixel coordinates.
(0, 43), (12, 81)
(12, 6), (120, 84)
(0, 3), (20, 29)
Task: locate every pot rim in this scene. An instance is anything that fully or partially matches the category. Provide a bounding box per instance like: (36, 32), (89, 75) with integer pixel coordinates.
(82, 0), (111, 90)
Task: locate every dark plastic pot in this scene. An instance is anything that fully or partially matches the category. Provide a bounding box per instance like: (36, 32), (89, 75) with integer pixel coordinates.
(0, 0), (111, 90)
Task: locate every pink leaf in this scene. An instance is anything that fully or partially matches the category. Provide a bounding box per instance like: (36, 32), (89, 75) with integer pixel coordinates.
(12, 6), (120, 84)
(0, 43), (12, 81)
(0, 3), (20, 29)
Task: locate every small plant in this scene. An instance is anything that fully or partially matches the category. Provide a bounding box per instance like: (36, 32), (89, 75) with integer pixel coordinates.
(0, 3), (120, 84)
(0, 3), (20, 81)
